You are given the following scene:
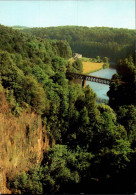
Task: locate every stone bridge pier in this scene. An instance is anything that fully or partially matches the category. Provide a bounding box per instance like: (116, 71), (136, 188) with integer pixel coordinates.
(82, 79), (86, 88)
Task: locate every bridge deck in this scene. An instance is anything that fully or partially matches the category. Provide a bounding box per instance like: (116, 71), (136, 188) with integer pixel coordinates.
(66, 72), (126, 85)
(66, 72), (111, 85)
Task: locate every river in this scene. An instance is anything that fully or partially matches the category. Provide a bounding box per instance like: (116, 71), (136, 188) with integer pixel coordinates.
(86, 68), (117, 101)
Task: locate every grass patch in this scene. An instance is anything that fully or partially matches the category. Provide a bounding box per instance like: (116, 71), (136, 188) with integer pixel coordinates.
(82, 61), (104, 74)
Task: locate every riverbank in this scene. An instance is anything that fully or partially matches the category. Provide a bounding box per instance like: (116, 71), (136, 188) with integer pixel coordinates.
(82, 61), (104, 74)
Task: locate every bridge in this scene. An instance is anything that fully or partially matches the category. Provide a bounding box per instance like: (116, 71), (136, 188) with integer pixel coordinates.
(66, 72), (112, 87)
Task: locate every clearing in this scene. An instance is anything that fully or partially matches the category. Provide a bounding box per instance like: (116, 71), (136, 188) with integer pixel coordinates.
(82, 61), (104, 74)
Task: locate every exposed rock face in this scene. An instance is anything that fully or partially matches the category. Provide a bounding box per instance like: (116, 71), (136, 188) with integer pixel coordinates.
(0, 171), (11, 194)
(0, 92), (49, 194)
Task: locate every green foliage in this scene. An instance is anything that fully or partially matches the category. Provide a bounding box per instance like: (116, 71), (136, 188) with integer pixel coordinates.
(72, 59), (83, 73)
(9, 145), (93, 194)
(103, 63), (109, 69)
(117, 105), (136, 146)
(23, 26), (135, 62)
(63, 84), (97, 147)
(5, 89), (16, 110)
(0, 25), (72, 117)
(108, 55), (136, 107)
(0, 51), (25, 89)
(103, 56), (109, 63)
(96, 56), (101, 63)
(9, 167), (43, 194)
(0, 24), (135, 194)
(91, 104), (127, 153)
(88, 104), (133, 190)
(0, 25), (72, 59)
(22, 76), (47, 115)
(111, 139), (132, 167)
(67, 58), (83, 73)
(117, 56), (136, 82)
(51, 40), (72, 59)
(102, 57), (109, 68)
(43, 145), (81, 193)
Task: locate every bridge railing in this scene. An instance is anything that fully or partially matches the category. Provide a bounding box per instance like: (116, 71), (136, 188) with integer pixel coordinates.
(66, 72), (111, 85)
(66, 72), (126, 85)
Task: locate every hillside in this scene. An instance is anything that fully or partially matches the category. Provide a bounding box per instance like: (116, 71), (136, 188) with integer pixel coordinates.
(22, 26), (135, 62)
(0, 24), (136, 194)
(0, 24), (72, 193)
(0, 24), (72, 59)
(0, 83), (49, 194)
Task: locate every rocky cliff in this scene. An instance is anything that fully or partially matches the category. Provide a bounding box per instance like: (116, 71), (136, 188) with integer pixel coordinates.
(0, 90), (49, 194)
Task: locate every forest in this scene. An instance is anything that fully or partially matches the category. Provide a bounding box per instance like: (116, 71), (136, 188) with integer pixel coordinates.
(22, 26), (135, 62)
(0, 24), (136, 194)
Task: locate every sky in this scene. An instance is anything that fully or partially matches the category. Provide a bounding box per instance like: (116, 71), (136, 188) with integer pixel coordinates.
(0, 0), (135, 29)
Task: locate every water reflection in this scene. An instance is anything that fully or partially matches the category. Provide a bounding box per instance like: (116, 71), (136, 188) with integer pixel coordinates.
(87, 68), (117, 100)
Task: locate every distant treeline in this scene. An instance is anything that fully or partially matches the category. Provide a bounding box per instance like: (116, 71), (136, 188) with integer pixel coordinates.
(22, 26), (135, 62)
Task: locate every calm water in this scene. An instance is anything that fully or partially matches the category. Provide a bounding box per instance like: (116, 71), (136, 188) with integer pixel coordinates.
(87, 68), (117, 100)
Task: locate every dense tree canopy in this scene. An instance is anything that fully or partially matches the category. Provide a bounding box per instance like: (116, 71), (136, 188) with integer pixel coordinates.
(0, 24), (135, 194)
(108, 54), (136, 108)
(22, 26), (135, 62)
